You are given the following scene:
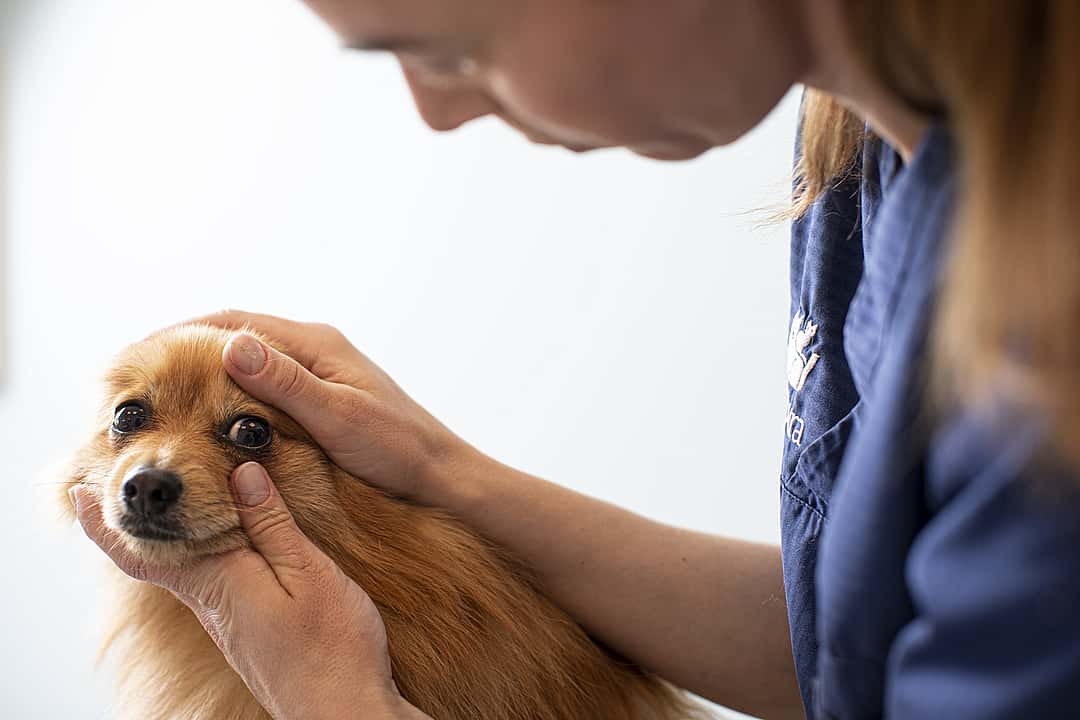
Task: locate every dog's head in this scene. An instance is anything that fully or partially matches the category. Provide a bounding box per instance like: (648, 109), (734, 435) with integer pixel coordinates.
(65, 324), (340, 566)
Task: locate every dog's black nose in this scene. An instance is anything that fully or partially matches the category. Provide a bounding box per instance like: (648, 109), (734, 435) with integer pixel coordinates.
(122, 467), (183, 517)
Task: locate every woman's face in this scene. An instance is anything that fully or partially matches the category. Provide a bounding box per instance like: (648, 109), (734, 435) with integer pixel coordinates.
(302, 0), (809, 161)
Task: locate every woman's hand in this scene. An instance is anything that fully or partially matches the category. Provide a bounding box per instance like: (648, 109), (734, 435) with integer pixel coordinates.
(71, 462), (430, 720)
(194, 310), (467, 504)
(183, 311), (802, 718)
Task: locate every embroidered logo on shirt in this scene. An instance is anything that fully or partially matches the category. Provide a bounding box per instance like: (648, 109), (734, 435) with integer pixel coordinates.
(785, 406), (806, 446)
(785, 311), (820, 447)
(787, 311), (821, 393)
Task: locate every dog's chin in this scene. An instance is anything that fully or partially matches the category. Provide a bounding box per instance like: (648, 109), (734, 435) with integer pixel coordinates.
(118, 526), (249, 567)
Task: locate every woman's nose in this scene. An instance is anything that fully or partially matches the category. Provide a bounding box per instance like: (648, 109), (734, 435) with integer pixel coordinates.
(403, 70), (497, 132)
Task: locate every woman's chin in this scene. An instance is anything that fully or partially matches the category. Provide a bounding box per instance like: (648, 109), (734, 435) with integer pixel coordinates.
(555, 141), (708, 160)
(631, 143), (710, 161)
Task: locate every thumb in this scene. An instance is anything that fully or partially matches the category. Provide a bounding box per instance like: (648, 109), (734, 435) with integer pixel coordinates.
(222, 333), (343, 435)
(231, 462), (327, 592)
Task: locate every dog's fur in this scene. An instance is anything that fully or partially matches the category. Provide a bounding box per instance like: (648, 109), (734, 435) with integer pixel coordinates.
(61, 325), (703, 720)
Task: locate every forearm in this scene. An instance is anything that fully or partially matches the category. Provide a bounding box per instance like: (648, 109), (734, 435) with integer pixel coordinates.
(425, 443), (802, 720)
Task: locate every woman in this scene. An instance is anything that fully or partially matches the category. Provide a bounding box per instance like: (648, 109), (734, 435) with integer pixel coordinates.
(70, 0), (1080, 717)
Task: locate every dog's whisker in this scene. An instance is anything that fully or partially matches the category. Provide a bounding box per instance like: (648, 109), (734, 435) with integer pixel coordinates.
(34, 481), (106, 486)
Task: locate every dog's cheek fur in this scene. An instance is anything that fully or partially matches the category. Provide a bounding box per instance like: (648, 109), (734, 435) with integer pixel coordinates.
(57, 434), (114, 523)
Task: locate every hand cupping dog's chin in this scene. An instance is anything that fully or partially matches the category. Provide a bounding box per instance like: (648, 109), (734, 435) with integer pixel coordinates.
(65, 480), (247, 567)
(113, 523), (250, 567)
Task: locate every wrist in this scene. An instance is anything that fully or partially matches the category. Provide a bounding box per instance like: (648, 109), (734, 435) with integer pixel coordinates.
(418, 433), (492, 515)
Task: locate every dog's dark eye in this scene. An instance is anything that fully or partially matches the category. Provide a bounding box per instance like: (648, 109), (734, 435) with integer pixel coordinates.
(228, 417), (272, 450)
(113, 403), (149, 435)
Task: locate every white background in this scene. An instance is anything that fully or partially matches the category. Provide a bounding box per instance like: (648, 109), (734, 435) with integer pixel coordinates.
(0, 1), (797, 717)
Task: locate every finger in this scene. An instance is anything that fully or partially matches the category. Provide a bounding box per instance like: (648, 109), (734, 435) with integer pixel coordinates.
(189, 310), (326, 368)
(231, 463), (329, 595)
(70, 485), (170, 587)
(223, 332), (362, 435)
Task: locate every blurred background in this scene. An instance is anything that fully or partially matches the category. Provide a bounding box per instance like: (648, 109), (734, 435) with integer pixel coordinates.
(0, 0), (797, 717)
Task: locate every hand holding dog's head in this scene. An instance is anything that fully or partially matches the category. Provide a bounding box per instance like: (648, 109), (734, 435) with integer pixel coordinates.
(63, 324), (339, 567)
(61, 319), (699, 720)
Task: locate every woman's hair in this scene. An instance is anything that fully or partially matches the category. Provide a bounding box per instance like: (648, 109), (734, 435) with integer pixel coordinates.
(796, 1), (1080, 465)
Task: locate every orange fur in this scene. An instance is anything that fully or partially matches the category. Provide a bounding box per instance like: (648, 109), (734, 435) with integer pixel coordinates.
(62, 325), (705, 720)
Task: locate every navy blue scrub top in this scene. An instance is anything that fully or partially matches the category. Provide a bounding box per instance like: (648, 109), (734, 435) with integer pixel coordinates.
(781, 122), (1080, 718)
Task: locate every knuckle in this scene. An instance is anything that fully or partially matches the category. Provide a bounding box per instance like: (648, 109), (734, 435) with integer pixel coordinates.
(299, 552), (331, 583)
(247, 511), (325, 576)
(247, 505), (297, 540)
(275, 358), (308, 400)
(296, 556), (343, 603)
(314, 322), (347, 345)
(285, 550), (325, 588)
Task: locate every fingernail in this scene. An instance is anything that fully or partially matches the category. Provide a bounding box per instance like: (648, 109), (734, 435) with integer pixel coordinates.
(233, 463), (270, 507)
(228, 334), (266, 376)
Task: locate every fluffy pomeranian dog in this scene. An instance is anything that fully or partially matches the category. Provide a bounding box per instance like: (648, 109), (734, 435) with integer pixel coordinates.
(61, 324), (703, 720)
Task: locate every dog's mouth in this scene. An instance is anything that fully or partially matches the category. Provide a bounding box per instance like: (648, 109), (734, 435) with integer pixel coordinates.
(118, 514), (189, 542)
(111, 503), (248, 564)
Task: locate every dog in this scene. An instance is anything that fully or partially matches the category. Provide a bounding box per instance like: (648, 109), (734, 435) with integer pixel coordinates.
(61, 324), (704, 720)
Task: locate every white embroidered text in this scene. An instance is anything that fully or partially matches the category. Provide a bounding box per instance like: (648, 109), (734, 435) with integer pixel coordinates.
(785, 406), (806, 446)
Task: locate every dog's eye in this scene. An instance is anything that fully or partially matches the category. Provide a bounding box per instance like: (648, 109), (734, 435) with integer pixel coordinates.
(228, 417), (272, 450)
(113, 403), (149, 434)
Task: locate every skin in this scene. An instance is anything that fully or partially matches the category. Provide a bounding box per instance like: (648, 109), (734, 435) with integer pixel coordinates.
(73, 1), (932, 718)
